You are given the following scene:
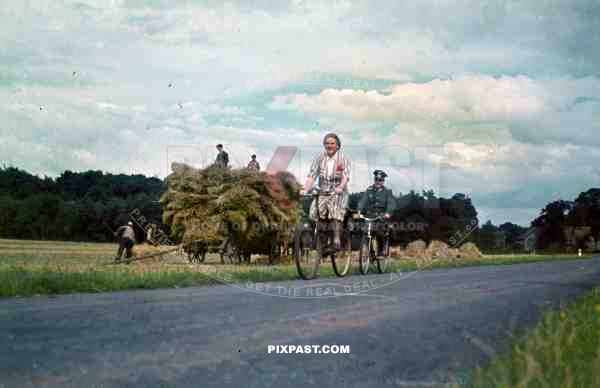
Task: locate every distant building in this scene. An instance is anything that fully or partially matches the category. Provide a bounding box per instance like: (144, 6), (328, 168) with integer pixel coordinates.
(494, 230), (506, 249)
(515, 225), (598, 252)
(517, 227), (539, 252)
(564, 226), (600, 251)
(563, 226), (592, 247)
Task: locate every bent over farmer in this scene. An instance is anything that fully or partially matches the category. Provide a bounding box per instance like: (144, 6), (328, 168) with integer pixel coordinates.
(114, 221), (136, 262)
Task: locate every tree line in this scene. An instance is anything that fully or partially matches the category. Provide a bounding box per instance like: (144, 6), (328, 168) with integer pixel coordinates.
(8, 165), (595, 253)
(347, 189), (480, 247)
(0, 166), (164, 242)
(470, 188), (600, 253)
(532, 188), (600, 251)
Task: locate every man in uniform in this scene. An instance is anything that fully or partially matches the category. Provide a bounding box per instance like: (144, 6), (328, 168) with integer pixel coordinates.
(247, 154), (260, 171)
(357, 170), (395, 256)
(114, 221), (136, 262)
(215, 144), (229, 168)
(300, 132), (352, 252)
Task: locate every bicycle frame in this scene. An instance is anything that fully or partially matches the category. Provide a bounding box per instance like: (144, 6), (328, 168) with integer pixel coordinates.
(295, 189), (352, 279)
(356, 214), (391, 274)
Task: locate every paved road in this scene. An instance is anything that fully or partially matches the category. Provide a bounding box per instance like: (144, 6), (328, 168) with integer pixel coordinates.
(1, 258), (600, 388)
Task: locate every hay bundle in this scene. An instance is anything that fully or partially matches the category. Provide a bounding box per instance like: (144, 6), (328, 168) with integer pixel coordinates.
(459, 242), (483, 258)
(389, 246), (404, 258)
(447, 248), (462, 259)
(160, 162), (302, 254)
(426, 240), (451, 258)
(405, 240), (427, 258)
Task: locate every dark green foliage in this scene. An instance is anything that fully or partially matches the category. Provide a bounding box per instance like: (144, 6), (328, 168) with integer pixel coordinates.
(349, 190), (480, 247)
(0, 166), (165, 242)
(533, 188), (600, 250)
(499, 222), (528, 250)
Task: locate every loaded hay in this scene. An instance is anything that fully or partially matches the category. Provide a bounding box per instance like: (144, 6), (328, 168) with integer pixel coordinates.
(160, 162), (302, 261)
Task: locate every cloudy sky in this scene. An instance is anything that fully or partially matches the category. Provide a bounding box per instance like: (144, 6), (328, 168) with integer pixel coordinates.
(2, 0), (599, 226)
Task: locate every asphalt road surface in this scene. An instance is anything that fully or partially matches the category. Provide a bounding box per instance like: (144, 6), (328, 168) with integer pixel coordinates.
(2, 258), (600, 388)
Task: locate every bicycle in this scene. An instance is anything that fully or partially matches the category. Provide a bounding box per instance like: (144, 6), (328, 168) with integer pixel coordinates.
(355, 213), (391, 274)
(294, 189), (352, 280)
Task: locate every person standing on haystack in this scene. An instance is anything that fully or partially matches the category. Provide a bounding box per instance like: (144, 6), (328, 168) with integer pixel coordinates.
(215, 144), (229, 168)
(300, 132), (352, 252)
(247, 154), (260, 172)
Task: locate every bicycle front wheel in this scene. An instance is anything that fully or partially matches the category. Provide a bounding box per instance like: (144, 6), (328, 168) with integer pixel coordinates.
(331, 237), (352, 277)
(294, 223), (321, 280)
(359, 234), (371, 275)
(375, 238), (391, 273)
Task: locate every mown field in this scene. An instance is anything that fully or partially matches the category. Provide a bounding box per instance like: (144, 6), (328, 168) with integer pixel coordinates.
(0, 239), (591, 297)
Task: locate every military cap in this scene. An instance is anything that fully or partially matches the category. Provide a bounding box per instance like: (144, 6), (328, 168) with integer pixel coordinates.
(373, 170), (388, 179)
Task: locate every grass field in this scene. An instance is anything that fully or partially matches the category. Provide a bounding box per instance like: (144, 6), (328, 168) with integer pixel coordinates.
(460, 287), (600, 388)
(0, 239), (592, 297)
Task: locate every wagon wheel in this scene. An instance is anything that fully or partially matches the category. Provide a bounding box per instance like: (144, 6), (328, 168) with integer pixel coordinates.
(220, 240), (239, 265)
(240, 251), (251, 264)
(184, 250), (197, 264)
(186, 251), (196, 263)
(220, 251), (236, 265)
(218, 238), (232, 264)
(268, 242), (282, 265)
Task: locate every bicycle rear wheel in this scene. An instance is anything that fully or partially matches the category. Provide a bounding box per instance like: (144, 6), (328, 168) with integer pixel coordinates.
(359, 234), (371, 275)
(294, 222), (321, 280)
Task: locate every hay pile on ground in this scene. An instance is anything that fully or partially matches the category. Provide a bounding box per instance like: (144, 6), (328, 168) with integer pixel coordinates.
(389, 246), (404, 258)
(395, 240), (483, 260)
(426, 240), (450, 258)
(405, 240), (427, 257)
(160, 163), (302, 255)
(446, 248), (463, 259)
(459, 242), (483, 258)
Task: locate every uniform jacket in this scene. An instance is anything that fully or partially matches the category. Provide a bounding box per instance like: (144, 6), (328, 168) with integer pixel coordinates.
(358, 185), (395, 216)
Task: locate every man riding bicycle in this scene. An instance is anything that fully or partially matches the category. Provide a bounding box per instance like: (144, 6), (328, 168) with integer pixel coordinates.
(356, 170), (395, 256)
(299, 132), (352, 253)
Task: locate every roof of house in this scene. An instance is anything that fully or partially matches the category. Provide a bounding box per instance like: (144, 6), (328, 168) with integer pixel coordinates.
(517, 226), (539, 240)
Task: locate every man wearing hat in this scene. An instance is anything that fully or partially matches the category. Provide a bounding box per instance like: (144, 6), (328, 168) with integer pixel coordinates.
(215, 144), (229, 168)
(114, 221), (136, 262)
(247, 154), (260, 172)
(357, 170), (395, 256)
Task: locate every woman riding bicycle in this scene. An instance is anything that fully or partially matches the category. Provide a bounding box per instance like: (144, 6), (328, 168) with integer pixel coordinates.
(356, 169), (395, 256)
(299, 133), (352, 252)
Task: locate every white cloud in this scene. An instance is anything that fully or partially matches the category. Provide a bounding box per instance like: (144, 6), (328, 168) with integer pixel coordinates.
(271, 75), (600, 127)
(72, 149), (97, 165)
(2, 0), (600, 226)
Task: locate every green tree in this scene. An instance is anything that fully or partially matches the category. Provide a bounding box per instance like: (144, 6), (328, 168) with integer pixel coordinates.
(533, 200), (573, 249)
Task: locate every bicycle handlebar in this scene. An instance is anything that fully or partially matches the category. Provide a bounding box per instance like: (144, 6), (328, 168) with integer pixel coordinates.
(300, 189), (336, 197)
(355, 214), (385, 222)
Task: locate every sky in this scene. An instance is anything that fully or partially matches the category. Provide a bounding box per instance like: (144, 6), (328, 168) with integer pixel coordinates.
(1, 0), (600, 227)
